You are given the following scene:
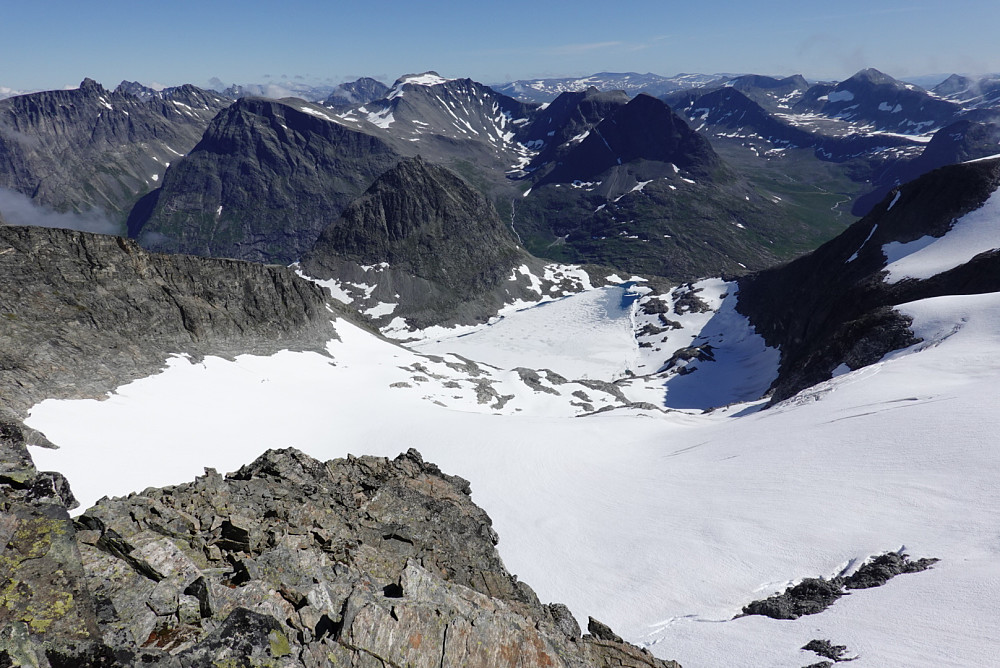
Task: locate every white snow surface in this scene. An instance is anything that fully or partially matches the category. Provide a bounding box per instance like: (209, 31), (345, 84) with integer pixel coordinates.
(298, 106), (338, 123)
(883, 188), (1000, 283)
(847, 224), (879, 263)
(398, 73), (452, 87)
(412, 286), (638, 380)
(887, 190), (902, 211)
(22, 280), (1000, 667)
(827, 90), (856, 103)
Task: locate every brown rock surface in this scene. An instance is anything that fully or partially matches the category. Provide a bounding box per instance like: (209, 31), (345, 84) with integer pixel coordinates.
(1, 435), (682, 667)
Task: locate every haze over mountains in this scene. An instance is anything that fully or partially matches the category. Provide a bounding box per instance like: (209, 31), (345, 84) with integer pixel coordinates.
(2, 64), (1000, 667)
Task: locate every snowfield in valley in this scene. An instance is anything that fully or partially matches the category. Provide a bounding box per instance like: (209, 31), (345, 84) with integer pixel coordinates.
(24, 267), (1000, 666)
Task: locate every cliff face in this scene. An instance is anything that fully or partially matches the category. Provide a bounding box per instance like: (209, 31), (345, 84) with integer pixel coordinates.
(0, 225), (336, 416)
(0, 432), (681, 667)
(0, 79), (227, 222)
(737, 158), (1000, 401)
(128, 97), (402, 264)
(301, 156), (536, 329)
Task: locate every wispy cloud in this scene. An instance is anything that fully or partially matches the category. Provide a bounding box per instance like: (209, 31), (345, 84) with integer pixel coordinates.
(0, 188), (119, 235)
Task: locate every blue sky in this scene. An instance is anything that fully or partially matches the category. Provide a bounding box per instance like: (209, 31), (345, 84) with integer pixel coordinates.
(3, 0), (998, 92)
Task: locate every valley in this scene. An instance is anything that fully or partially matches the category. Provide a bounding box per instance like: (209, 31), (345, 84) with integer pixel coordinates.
(2, 65), (1000, 667)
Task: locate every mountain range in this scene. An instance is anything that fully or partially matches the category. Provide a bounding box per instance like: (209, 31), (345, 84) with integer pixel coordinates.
(2, 67), (1000, 667)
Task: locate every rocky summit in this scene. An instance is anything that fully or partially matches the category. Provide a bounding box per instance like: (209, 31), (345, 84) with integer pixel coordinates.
(128, 97), (402, 264)
(0, 424), (681, 667)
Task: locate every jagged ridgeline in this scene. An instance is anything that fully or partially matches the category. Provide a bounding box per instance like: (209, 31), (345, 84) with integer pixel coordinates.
(0, 225), (337, 417)
(0, 79), (227, 226)
(1, 432), (681, 667)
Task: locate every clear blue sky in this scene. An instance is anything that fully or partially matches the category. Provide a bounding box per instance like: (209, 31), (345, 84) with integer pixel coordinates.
(3, 0), (998, 92)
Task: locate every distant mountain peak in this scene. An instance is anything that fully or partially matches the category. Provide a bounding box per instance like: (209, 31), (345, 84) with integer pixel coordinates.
(323, 77), (390, 108)
(393, 72), (453, 87)
(79, 77), (104, 92)
(846, 68), (898, 86)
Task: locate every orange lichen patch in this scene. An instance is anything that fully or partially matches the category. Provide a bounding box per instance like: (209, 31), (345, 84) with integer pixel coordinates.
(531, 634), (555, 667)
(408, 632), (422, 650)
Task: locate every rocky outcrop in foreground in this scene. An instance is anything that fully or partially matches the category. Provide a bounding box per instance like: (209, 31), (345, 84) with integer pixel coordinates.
(0, 428), (681, 668)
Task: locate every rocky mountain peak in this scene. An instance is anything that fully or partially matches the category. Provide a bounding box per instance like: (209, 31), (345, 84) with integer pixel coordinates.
(115, 80), (159, 98)
(323, 77), (389, 108)
(846, 67), (899, 87)
(537, 92), (721, 185)
(933, 73), (974, 96)
(391, 71), (453, 90)
(129, 95), (401, 264)
(78, 77), (105, 93)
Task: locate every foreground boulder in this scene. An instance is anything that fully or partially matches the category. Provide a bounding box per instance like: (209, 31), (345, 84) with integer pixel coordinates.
(0, 435), (681, 667)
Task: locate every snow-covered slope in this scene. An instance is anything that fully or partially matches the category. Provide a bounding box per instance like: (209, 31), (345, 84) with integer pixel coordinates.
(883, 185), (1000, 282)
(330, 72), (537, 170)
(25, 249), (1000, 668)
(24, 287), (1000, 667)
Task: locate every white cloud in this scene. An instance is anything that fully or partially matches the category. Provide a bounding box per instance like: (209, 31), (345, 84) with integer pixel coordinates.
(0, 188), (120, 235)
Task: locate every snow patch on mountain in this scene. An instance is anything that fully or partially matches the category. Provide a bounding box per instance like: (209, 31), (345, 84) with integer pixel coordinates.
(827, 90), (856, 103)
(883, 187), (1000, 283)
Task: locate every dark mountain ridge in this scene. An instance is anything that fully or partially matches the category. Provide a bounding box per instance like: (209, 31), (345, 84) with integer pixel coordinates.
(518, 87), (630, 169)
(737, 158), (1000, 402)
(0, 78), (228, 223)
(301, 156), (538, 329)
(128, 96), (402, 263)
(536, 93), (721, 187)
(0, 224), (337, 418)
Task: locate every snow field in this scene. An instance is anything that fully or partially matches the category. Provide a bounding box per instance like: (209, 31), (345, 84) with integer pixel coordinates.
(413, 285), (638, 380)
(23, 283), (1000, 667)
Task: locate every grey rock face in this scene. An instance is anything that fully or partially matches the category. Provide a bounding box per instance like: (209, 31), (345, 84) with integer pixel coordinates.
(301, 156), (535, 328)
(129, 96), (402, 264)
(536, 94), (721, 187)
(0, 225), (336, 416)
(519, 87), (630, 167)
(323, 78), (390, 109)
(1, 438), (683, 667)
(0, 79), (228, 225)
